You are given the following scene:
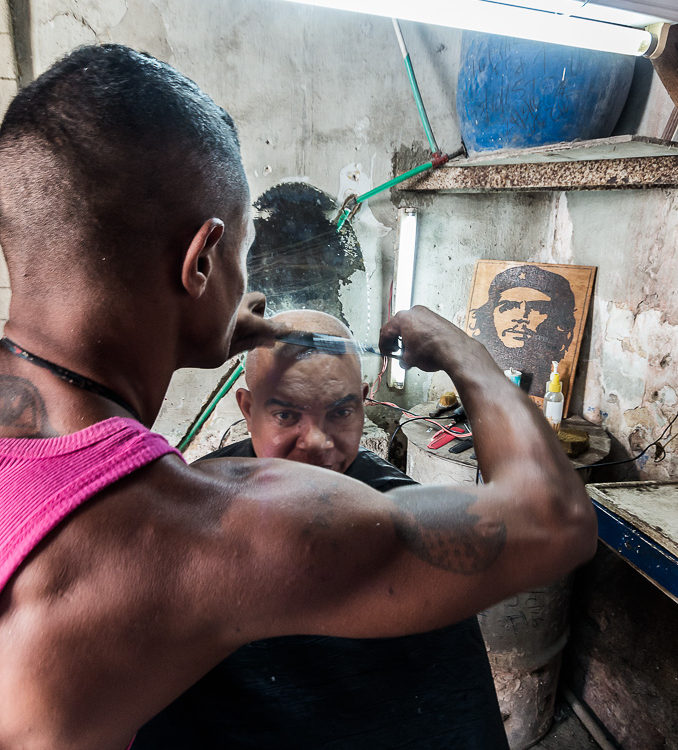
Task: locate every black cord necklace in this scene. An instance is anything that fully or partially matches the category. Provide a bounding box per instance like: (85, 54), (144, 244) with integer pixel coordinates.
(0, 336), (142, 422)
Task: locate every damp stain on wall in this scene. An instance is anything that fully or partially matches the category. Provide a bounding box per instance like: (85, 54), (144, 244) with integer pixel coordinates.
(246, 181), (365, 324)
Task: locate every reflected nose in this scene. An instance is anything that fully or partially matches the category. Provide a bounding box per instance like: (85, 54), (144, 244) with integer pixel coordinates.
(298, 422), (333, 454)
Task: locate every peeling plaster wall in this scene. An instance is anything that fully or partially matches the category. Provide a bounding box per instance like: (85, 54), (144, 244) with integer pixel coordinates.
(5, 0), (677, 477)
(409, 187), (678, 481)
(569, 189), (678, 480)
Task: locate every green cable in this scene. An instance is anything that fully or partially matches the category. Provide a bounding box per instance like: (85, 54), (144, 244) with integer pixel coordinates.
(336, 158), (442, 232)
(403, 54), (438, 153)
(336, 146), (466, 232)
(356, 160), (436, 202)
(336, 20), (463, 233)
(177, 361), (244, 452)
(392, 18), (439, 154)
(336, 208), (352, 231)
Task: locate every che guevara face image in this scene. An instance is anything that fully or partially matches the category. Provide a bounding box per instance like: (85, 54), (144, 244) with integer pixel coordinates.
(468, 265), (576, 395)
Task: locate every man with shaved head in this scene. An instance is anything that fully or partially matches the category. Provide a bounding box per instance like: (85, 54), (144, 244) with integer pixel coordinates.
(0, 44), (596, 750)
(136, 309), (509, 749)
(229, 309), (374, 474)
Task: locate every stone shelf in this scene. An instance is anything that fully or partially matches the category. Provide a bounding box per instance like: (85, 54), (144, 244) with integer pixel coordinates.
(400, 135), (678, 192)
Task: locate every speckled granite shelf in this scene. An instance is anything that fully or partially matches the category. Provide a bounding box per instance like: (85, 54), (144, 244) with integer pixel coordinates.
(401, 136), (678, 192)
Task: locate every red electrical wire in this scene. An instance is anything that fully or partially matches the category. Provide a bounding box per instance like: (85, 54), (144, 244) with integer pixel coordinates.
(365, 397), (471, 439)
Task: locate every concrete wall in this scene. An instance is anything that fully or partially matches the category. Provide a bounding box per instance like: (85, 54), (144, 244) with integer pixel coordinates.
(10, 0), (467, 451)
(4, 0), (677, 478)
(0, 0), (16, 335)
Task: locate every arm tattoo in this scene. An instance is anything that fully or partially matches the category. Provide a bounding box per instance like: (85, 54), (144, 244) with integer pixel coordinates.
(0, 375), (49, 437)
(390, 490), (506, 575)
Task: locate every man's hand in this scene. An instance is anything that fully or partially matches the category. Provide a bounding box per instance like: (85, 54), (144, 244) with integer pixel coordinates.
(379, 305), (495, 377)
(228, 292), (292, 358)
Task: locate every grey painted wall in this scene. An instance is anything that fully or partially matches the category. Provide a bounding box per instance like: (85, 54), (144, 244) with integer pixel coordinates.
(2, 0), (677, 478)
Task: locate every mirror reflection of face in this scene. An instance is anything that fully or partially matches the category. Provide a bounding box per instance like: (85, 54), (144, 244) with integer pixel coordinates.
(239, 352), (367, 473)
(492, 286), (552, 349)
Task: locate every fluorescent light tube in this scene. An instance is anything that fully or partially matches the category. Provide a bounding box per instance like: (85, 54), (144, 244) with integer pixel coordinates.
(389, 207), (418, 389)
(277, 0), (654, 55)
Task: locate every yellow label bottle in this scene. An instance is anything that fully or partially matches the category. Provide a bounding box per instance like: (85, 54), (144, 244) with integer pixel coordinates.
(543, 361), (564, 433)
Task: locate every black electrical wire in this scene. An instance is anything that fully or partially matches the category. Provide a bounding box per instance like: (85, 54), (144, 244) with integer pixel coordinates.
(574, 410), (678, 471)
(384, 411), (483, 483)
(219, 418), (246, 449)
(378, 397), (678, 477)
(386, 416), (434, 464)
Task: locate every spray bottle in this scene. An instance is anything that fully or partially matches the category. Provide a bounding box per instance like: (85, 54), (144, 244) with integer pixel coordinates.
(543, 361), (564, 433)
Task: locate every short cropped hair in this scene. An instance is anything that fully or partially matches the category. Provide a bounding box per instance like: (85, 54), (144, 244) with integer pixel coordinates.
(0, 44), (247, 286)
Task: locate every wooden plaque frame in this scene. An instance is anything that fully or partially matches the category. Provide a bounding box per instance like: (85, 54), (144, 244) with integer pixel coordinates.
(465, 260), (596, 414)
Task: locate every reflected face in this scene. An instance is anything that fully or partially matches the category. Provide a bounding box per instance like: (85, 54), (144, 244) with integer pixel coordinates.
(238, 352), (367, 473)
(492, 287), (552, 349)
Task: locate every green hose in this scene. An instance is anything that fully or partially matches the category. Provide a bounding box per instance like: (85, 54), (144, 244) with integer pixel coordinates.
(177, 361), (244, 453)
(403, 54), (438, 153)
(356, 160), (438, 202)
(336, 158), (441, 231)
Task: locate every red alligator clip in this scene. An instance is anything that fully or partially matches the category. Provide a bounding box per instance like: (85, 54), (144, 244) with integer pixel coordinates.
(427, 424), (470, 450)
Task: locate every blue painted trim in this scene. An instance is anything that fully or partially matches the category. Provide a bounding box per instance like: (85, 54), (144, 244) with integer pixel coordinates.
(591, 498), (678, 599)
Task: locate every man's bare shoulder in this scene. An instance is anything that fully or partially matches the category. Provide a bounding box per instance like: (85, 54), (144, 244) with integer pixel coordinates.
(0, 453), (387, 748)
(2, 451), (387, 640)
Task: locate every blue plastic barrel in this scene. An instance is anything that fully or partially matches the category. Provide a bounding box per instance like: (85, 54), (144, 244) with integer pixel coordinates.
(456, 32), (636, 153)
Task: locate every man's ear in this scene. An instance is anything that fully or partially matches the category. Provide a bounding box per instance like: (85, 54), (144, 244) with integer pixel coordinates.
(362, 382), (369, 400)
(236, 387), (253, 423)
(181, 218), (225, 298)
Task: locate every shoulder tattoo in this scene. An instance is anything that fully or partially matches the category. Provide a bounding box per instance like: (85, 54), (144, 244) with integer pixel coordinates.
(390, 491), (506, 575)
(0, 375), (50, 437)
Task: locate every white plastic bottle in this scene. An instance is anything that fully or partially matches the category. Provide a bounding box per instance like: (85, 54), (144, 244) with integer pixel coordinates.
(543, 361), (564, 433)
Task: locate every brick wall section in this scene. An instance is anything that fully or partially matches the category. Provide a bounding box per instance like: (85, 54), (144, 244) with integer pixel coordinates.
(0, 0), (16, 335)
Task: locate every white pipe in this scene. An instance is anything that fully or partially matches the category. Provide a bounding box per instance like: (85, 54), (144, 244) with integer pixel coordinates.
(562, 687), (618, 750)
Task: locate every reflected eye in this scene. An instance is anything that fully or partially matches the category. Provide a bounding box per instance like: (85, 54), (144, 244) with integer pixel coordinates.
(330, 408), (354, 420)
(272, 411), (300, 426)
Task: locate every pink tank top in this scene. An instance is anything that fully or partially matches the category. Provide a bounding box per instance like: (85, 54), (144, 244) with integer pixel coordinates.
(0, 417), (184, 594)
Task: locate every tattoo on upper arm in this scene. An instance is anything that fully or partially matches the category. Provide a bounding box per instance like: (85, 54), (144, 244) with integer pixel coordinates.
(0, 375), (49, 437)
(390, 491), (506, 575)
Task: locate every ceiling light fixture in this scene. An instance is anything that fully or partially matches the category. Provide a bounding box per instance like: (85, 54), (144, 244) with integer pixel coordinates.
(389, 207), (418, 390)
(278, 0), (664, 56)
